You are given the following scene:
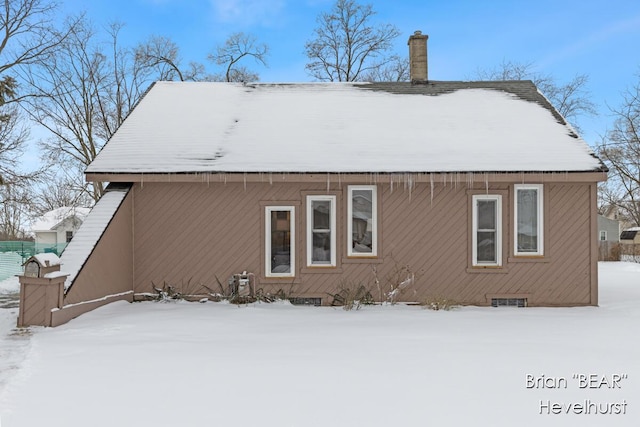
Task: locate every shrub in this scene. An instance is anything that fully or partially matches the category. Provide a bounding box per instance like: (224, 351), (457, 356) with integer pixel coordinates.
(330, 281), (374, 310)
(372, 258), (419, 305)
(421, 296), (458, 311)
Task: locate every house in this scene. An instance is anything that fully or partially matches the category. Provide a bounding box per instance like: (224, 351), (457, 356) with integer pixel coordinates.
(19, 32), (608, 326)
(31, 207), (91, 254)
(600, 203), (636, 231)
(597, 215), (620, 242)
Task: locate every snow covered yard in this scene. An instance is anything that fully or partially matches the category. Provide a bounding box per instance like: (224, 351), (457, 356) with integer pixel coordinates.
(0, 263), (638, 427)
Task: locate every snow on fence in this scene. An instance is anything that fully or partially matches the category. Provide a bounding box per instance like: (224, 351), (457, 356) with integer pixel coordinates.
(600, 242), (640, 262)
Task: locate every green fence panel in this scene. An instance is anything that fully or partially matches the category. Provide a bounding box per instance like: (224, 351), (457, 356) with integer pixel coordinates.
(0, 241), (68, 281)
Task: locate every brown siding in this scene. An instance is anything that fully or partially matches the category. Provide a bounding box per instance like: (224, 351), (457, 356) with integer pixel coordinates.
(132, 180), (597, 306)
(63, 191), (134, 304)
(18, 277), (65, 327)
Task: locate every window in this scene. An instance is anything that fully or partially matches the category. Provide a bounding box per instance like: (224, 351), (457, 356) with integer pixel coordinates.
(66, 231), (74, 242)
(472, 195), (502, 266)
(348, 186), (377, 256)
(265, 206), (295, 277)
(514, 185), (543, 256)
(307, 195), (336, 266)
(599, 231), (607, 241)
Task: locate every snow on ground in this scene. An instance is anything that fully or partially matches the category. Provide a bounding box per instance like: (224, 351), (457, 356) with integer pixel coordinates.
(0, 276), (19, 294)
(0, 263), (638, 427)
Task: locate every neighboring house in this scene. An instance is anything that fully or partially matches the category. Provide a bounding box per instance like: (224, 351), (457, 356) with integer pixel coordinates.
(600, 203), (637, 231)
(597, 215), (620, 242)
(620, 227), (640, 244)
(31, 207), (91, 253)
(20, 32), (609, 326)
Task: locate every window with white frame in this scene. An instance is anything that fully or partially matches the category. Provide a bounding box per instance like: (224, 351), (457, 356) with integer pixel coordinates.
(514, 184), (543, 256)
(472, 194), (502, 266)
(348, 186), (377, 256)
(307, 195), (336, 266)
(265, 206), (295, 277)
(600, 230), (607, 241)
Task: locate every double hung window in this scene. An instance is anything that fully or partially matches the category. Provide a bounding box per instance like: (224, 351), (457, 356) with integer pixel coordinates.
(514, 184), (543, 256)
(307, 195), (336, 266)
(472, 195), (502, 266)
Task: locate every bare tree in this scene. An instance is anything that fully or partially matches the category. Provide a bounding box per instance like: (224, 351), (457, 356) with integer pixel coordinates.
(0, 0), (65, 75)
(304, 0), (400, 82)
(361, 55), (409, 82)
(30, 168), (93, 215)
(0, 78), (30, 185)
(20, 18), (197, 201)
(0, 183), (34, 239)
(0, 0), (71, 185)
(135, 35), (206, 82)
(598, 74), (640, 227)
(473, 60), (596, 133)
(208, 32), (268, 82)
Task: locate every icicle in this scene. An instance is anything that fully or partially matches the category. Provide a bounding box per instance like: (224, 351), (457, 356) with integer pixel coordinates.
(141, 173), (144, 189)
(406, 174), (413, 201)
(243, 173), (247, 191)
(390, 175), (394, 194)
(269, 172), (273, 185)
(484, 173), (489, 193)
(327, 173), (330, 192)
(430, 173), (434, 206)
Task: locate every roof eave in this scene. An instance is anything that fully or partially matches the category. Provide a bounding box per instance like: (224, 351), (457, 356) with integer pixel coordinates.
(85, 169), (608, 184)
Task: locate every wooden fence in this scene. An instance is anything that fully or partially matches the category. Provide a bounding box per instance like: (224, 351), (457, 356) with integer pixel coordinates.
(599, 242), (640, 262)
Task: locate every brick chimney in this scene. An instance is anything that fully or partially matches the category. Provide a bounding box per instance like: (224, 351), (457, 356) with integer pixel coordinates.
(408, 30), (428, 83)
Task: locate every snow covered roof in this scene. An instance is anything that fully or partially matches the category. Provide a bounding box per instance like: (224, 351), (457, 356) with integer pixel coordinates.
(31, 207), (91, 233)
(59, 186), (130, 290)
(33, 253), (61, 267)
(86, 81), (605, 175)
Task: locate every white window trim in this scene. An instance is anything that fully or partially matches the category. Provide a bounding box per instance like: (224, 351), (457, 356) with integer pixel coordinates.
(514, 184), (544, 256)
(265, 206), (295, 278)
(306, 195), (336, 267)
(600, 230), (607, 241)
(472, 194), (502, 267)
(347, 185), (377, 257)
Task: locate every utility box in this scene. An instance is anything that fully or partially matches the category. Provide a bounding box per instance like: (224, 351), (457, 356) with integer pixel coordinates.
(228, 271), (255, 298)
(18, 253), (68, 327)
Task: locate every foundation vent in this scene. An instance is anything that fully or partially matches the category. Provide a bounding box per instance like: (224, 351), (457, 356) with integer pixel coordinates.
(289, 297), (322, 306)
(491, 298), (527, 308)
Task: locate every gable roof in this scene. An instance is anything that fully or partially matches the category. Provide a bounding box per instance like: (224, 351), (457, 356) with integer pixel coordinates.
(86, 81), (606, 175)
(31, 207), (91, 233)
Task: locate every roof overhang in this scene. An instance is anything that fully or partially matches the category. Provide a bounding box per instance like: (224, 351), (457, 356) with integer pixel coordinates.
(86, 170), (607, 184)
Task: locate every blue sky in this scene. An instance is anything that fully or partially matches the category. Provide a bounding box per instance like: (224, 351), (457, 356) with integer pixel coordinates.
(56, 0), (640, 145)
